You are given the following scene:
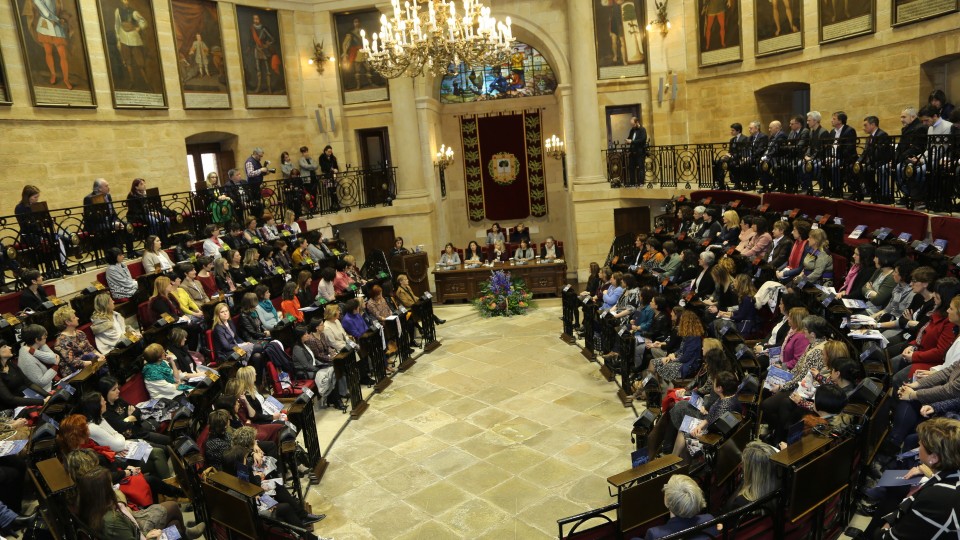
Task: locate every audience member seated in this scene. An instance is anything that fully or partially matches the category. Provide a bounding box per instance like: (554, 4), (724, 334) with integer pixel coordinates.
(166, 327), (197, 374)
(141, 343), (188, 400)
(96, 375), (170, 445)
(316, 267), (336, 304)
(836, 244), (876, 300)
(214, 256), (237, 293)
(52, 305), (101, 378)
(296, 270), (314, 309)
(642, 474), (718, 540)
(211, 302), (265, 374)
(875, 418), (960, 540)
(714, 274), (759, 337)
(341, 299), (369, 340)
(141, 235), (174, 273)
(78, 392), (172, 478)
(692, 252), (716, 300)
(670, 371), (740, 459)
(171, 232), (196, 264)
(90, 293), (140, 354)
(776, 220), (811, 281)
(323, 304), (356, 353)
(104, 248), (138, 300)
(242, 248), (263, 280)
(179, 262), (210, 305)
(150, 275), (203, 351)
(292, 322), (338, 401)
(226, 249), (247, 284)
(220, 426), (324, 533)
(890, 278), (960, 389)
(18, 323), (58, 392)
(18, 269), (49, 311)
(601, 271), (624, 311)
(333, 260), (354, 295)
(650, 310), (704, 385)
(877, 265), (937, 341)
(739, 216), (772, 260)
(862, 245), (898, 307)
(719, 210), (743, 247)
(342, 254), (364, 285)
(766, 220), (793, 269)
(253, 284), (280, 330)
(202, 224), (225, 260)
(723, 441), (780, 512)
(273, 239), (294, 272)
(657, 241), (682, 280)
(0, 338), (47, 411)
(366, 285), (393, 324)
(280, 281), (304, 323)
(868, 258), (918, 319)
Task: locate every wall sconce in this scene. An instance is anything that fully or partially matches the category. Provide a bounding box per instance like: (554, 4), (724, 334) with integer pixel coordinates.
(646, 0), (670, 36)
(307, 40), (327, 74)
(545, 135), (568, 189)
(434, 144), (455, 198)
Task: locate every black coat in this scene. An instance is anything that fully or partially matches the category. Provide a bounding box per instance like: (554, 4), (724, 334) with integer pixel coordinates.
(694, 269), (716, 299)
(768, 237), (794, 269)
(859, 128), (894, 166)
(239, 312), (269, 342)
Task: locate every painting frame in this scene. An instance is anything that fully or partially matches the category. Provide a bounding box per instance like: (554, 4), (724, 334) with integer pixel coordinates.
(753, 0), (804, 57)
(95, 0), (168, 109)
(593, 0), (648, 80)
(10, 0), (98, 108)
(169, 0), (232, 109)
(234, 4), (289, 109)
(891, 0), (958, 27)
(333, 8), (389, 105)
(818, 0), (875, 45)
(696, 0), (743, 68)
(0, 44), (11, 105)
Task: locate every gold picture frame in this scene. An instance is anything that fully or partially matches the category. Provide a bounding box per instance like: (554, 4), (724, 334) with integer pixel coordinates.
(95, 0), (168, 109)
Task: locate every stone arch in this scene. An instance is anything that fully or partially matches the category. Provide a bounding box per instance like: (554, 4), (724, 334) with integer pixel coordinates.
(754, 82), (811, 124)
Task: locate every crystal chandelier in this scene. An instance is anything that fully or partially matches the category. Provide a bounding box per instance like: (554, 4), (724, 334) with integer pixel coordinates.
(359, 0), (514, 79)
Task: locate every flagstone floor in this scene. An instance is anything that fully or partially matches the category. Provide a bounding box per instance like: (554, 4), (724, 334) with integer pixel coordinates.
(304, 298), (639, 539)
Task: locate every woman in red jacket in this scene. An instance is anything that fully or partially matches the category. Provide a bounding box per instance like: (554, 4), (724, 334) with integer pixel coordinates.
(892, 278), (960, 391)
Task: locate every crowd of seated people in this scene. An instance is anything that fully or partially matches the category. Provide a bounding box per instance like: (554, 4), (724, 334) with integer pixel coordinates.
(704, 96), (960, 210)
(567, 196), (960, 538)
(435, 222), (564, 268)
(0, 184), (455, 538)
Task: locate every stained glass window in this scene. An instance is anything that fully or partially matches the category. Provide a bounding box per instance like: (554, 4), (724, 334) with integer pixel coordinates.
(438, 42), (557, 104)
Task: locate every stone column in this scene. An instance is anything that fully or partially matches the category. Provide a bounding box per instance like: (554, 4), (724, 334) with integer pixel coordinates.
(566, 0), (605, 186)
(389, 76), (429, 200)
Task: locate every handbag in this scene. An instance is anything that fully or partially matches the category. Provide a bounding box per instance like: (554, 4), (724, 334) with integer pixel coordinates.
(118, 472), (153, 508)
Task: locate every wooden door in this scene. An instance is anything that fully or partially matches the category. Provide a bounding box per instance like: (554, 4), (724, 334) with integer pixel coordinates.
(357, 128), (391, 169)
(361, 226), (396, 260)
(614, 207), (651, 237)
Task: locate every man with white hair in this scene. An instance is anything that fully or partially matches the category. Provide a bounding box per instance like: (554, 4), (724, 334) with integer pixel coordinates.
(82, 178), (138, 258)
(895, 107), (925, 207)
(643, 475), (718, 539)
(802, 111), (828, 195)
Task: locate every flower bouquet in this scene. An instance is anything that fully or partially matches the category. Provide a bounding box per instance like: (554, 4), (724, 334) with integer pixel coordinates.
(475, 270), (533, 317)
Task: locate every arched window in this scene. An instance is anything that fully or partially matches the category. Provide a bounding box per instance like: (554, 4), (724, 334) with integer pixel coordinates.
(438, 42), (557, 104)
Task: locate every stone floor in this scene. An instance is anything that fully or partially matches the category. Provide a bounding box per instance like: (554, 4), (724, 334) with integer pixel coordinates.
(303, 298), (639, 539)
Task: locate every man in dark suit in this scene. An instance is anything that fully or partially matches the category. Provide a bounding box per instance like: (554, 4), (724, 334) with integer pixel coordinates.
(767, 220), (794, 269)
(712, 123), (746, 190)
(824, 111), (858, 198)
(895, 107), (926, 205)
(82, 178), (138, 258)
(626, 117), (648, 186)
(783, 115), (810, 193)
(857, 115), (894, 203)
(740, 120), (769, 190)
(803, 111), (829, 195)
(759, 120), (787, 192)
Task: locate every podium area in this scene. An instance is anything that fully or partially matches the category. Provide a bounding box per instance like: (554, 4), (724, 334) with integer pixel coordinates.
(432, 261), (568, 303)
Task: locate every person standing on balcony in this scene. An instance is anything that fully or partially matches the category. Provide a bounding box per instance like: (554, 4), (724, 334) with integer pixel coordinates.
(627, 116), (647, 186)
(319, 145), (340, 211)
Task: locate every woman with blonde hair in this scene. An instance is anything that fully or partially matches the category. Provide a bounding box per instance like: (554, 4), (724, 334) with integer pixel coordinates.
(52, 305), (102, 377)
(322, 304), (356, 352)
(281, 209), (301, 236)
(150, 274), (203, 350)
(90, 293), (139, 354)
(725, 441), (780, 511)
(798, 228), (833, 285)
(719, 209), (742, 246)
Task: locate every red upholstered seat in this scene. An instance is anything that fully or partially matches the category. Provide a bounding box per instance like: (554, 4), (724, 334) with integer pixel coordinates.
(690, 189), (762, 207)
(203, 329), (216, 363)
(831, 254), (848, 287)
(266, 361), (315, 397)
(78, 323), (95, 349)
(0, 284), (56, 315)
(119, 373), (150, 405)
(196, 424), (210, 456)
(128, 262), (145, 279)
(137, 301), (155, 329)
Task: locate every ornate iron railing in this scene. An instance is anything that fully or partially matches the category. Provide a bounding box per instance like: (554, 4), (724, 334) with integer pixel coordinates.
(0, 167), (397, 288)
(603, 134), (960, 212)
